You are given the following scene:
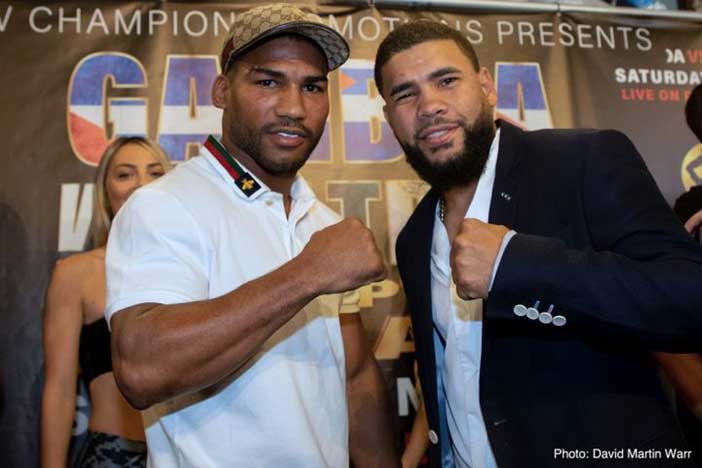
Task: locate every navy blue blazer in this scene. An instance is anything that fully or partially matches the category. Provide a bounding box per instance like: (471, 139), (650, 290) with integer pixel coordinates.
(396, 121), (702, 468)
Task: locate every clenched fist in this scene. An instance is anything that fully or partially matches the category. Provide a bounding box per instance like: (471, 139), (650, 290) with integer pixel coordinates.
(450, 218), (509, 300)
(299, 218), (387, 295)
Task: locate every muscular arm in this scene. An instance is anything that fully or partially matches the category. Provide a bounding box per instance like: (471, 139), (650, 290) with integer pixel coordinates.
(340, 313), (400, 468)
(41, 259), (83, 468)
(110, 218), (385, 410)
(112, 253), (319, 409)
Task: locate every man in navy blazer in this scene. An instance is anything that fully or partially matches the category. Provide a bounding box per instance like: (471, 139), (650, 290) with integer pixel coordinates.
(375, 21), (702, 467)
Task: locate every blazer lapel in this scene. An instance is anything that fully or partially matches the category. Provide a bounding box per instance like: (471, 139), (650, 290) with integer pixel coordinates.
(489, 120), (524, 230)
(404, 189), (438, 363)
(399, 189), (440, 442)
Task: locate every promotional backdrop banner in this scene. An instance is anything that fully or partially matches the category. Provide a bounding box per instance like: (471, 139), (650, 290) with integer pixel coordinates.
(1, 1), (701, 465)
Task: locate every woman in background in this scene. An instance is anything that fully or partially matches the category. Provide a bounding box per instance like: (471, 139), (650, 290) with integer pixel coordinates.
(41, 137), (172, 468)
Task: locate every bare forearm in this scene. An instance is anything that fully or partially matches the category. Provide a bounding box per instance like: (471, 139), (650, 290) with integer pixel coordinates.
(112, 256), (321, 409)
(40, 385), (75, 468)
(402, 401), (429, 468)
(348, 358), (400, 467)
(41, 258), (83, 466)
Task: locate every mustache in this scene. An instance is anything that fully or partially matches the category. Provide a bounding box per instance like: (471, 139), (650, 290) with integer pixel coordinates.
(414, 117), (462, 140)
(262, 119), (312, 138)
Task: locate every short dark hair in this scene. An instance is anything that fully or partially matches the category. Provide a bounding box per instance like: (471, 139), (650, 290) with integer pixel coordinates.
(374, 20), (480, 97)
(686, 84), (702, 142)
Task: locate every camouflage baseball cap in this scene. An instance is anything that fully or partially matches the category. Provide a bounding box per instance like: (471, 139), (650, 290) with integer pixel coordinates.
(220, 3), (350, 74)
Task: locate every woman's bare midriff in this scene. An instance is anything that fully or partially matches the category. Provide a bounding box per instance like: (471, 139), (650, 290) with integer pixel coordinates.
(87, 372), (145, 441)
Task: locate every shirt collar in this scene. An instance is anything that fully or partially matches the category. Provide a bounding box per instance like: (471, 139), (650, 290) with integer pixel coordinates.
(490, 128), (501, 165)
(202, 135), (316, 203)
(475, 127), (501, 209)
(464, 127), (500, 222)
(202, 135), (267, 200)
(290, 175), (315, 202)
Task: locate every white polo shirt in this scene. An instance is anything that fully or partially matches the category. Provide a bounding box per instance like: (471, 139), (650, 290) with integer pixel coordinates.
(105, 139), (357, 468)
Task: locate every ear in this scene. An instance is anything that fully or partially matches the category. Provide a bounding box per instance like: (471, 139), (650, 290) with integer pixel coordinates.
(211, 74), (229, 110)
(478, 67), (497, 106)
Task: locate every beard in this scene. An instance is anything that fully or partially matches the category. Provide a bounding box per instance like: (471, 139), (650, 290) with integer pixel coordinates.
(229, 117), (322, 176)
(400, 103), (495, 193)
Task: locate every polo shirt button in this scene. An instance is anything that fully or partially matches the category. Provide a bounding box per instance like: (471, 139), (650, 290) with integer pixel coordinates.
(265, 200), (273, 206)
(513, 304), (527, 317)
(428, 429), (439, 445)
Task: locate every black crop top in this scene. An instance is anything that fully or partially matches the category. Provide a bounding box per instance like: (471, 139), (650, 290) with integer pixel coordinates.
(79, 319), (113, 385)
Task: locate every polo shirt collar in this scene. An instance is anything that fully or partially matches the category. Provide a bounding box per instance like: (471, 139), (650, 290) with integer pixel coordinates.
(290, 176), (315, 203)
(201, 135), (271, 201)
(202, 135), (315, 204)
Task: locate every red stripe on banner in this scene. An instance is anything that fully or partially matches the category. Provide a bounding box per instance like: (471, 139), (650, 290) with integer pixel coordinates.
(69, 112), (109, 166)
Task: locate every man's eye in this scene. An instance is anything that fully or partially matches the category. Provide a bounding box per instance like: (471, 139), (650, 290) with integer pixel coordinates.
(303, 84), (324, 93)
(258, 79), (276, 87)
(439, 77), (458, 87)
(395, 92), (414, 102)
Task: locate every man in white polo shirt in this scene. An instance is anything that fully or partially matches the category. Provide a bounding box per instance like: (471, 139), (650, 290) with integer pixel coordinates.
(105, 4), (400, 467)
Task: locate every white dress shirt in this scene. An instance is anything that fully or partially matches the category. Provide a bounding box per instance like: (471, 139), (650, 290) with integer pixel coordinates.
(430, 129), (506, 468)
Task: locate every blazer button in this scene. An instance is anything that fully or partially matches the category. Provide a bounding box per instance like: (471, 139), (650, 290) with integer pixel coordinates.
(526, 306), (540, 320)
(539, 305), (554, 324)
(428, 429), (439, 445)
(513, 304), (527, 316)
(526, 300), (540, 320)
(552, 315), (567, 327)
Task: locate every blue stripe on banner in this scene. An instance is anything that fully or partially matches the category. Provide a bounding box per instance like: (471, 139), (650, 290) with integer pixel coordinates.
(159, 133), (217, 162)
(496, 64), (547, 110)
(70, 55), (145, 105)
(340, 68), (375, 95)
(162, 57), (218, 106)
(344, 122), (403, 161)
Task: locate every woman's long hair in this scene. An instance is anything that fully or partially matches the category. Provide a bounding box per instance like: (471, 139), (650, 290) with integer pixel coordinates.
(88, 137), (173, 248)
